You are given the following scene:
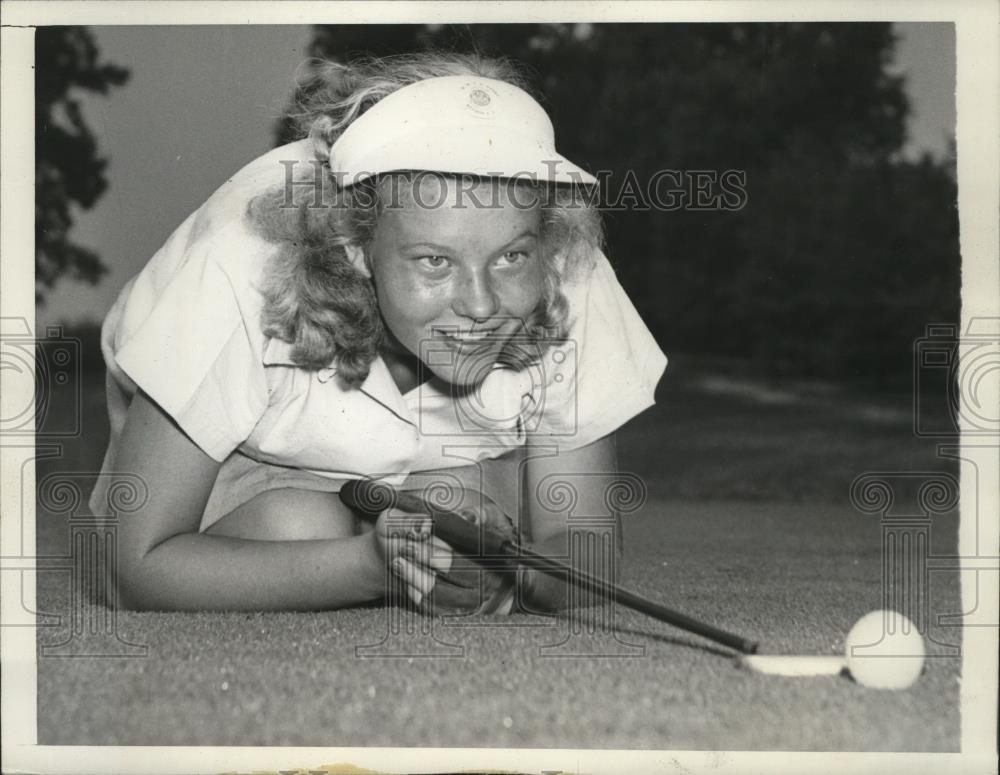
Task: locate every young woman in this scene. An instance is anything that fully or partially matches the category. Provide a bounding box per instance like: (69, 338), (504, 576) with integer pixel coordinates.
(90, 53), (667, 614)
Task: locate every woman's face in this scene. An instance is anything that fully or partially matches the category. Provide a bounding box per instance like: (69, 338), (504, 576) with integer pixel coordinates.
(367, 175), (545, 388)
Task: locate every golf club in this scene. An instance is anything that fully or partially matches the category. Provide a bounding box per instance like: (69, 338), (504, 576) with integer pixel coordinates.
(340, 478), (759, 655)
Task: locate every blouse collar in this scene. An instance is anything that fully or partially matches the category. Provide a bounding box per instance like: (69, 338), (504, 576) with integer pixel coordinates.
(262, 337), (416, 427)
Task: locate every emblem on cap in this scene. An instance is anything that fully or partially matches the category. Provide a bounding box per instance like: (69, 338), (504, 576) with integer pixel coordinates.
(463, 82), (499, 117)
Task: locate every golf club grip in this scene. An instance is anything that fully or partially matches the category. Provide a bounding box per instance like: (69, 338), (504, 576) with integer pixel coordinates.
(339, 479), (758, 654)
(339, 479), (512, 556)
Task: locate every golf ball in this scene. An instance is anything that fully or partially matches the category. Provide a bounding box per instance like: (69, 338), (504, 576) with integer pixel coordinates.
(844, 609), (925, 690)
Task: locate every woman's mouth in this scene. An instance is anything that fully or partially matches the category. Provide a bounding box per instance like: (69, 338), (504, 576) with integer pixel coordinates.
(432, 326), (504, 347)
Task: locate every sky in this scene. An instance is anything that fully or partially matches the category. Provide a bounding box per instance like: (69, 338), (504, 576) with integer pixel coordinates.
(37, 23), (957, 327)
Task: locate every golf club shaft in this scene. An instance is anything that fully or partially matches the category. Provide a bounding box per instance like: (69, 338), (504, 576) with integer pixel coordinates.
(511, 545), (758, 654)
(340, 480), (759, 654)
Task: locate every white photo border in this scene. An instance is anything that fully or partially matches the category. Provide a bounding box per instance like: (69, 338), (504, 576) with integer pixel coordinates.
(2, 1), (997, 773)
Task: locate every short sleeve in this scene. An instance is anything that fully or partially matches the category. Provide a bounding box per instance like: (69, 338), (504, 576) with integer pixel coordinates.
(111, 222), (270, 462)
(530, 249), (667, 450)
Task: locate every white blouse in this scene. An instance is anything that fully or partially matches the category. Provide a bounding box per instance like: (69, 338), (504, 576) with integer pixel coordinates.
(89, 141), (668, 530)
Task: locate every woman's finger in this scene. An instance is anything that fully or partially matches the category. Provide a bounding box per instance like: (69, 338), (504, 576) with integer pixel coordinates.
(402, 535), (453, 575)
(390, 556), (437, 604)
(424, 535), (453, 574)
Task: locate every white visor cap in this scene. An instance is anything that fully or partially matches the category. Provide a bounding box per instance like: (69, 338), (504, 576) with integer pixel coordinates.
(329, 76), (597, 187)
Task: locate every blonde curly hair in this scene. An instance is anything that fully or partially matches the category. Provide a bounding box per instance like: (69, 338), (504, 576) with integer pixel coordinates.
(249, 52), (603, 386)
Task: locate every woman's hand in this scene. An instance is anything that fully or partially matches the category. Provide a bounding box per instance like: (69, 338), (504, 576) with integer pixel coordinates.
(373, 509), (454, 608)
(381, 486), (522, 615)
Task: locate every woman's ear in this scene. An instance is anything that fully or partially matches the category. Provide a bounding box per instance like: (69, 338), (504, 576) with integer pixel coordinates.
(344, 244), (371, 278)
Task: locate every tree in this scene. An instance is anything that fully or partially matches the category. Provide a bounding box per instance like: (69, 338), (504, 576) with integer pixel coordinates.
(35, 26), (129, 303)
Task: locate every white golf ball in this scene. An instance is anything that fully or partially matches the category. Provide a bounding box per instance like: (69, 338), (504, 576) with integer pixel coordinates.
(844, 609), (925, 690)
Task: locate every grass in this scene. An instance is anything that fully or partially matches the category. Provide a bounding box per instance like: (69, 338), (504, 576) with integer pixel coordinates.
(621, 354), (956, 502)
(32, 361), (961, 750)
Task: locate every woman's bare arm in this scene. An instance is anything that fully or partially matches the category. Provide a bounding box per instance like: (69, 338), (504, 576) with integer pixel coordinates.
(111, 390), (387, 611)
(520, 433), (624, 611)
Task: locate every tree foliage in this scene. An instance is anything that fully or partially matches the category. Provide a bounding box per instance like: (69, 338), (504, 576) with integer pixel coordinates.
(281, 23), (960, 382)
(35, 26), (129, 302)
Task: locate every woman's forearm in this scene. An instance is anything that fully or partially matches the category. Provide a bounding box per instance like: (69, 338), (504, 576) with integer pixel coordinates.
(116, 529), (387, 612)
(517, 434), (624, 613)
(520, 524), (623, 613)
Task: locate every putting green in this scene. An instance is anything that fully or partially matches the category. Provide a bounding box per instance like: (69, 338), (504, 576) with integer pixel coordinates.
(36, 498), (960, 750)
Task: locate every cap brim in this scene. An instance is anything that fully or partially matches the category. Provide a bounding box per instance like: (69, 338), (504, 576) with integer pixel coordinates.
(332, 125), (597, 187)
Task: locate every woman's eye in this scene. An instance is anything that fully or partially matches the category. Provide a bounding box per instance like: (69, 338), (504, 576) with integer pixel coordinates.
(498, 251), (529, 266)
(417, 255), (449, 270)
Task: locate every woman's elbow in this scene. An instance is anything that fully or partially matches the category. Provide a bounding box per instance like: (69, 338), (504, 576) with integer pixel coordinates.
(110, 551), (165, 611)
(108, 565), (148, 611)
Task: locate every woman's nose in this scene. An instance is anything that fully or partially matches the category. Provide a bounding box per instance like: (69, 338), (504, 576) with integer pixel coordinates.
(453, 272), (500, 321)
